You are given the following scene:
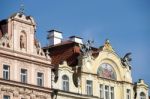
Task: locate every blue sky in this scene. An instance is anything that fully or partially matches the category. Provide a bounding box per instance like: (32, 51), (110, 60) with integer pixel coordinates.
(0, 0), (150, 87)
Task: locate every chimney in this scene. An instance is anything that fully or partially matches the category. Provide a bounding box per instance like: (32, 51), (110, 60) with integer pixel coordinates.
(69, 36), (83, 44)
(47, 29), (63, 46)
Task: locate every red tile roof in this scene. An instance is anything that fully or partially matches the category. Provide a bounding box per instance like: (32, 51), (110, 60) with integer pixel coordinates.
(43, 40), (100, 67)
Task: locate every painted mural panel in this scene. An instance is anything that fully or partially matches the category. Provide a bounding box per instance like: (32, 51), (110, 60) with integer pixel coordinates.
(97, 63), (116, 80)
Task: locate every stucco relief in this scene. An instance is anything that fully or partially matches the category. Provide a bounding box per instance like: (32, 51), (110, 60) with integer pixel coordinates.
(0, 84), (51, 99)
(0, 33), (12, 48)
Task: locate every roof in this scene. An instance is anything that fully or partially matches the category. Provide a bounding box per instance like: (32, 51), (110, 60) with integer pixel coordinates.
(43, 40), (100, 67)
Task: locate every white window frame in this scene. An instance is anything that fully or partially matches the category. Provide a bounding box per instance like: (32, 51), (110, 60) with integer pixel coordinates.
(62, 75), (69, 91)
(140, 92), (146, 99)
(105, 85), (109, 99)
(37, 72), (44, 86)
(86, 80), (93, 95)
(100, 84), (104, 99)
(126, 89), (131, 99)
(100, 85), (114, 99)
(110, 87), (114, 99)
(20, 69), (27, 83)
(3, 64), (10, 80)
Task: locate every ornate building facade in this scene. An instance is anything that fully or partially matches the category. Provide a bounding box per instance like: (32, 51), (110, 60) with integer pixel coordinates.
(0, 11), (149, 99)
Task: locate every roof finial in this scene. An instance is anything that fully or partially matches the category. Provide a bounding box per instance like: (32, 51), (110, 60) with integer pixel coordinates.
(19, 0), (24, 14)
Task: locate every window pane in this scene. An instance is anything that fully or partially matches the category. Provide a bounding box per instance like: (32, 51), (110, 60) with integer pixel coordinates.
(62, 75), (69, 91)
(100, 84), (104, 99)
(111, 87), (114, 99)
(21, 69), (27, 83)
(3, 95), (10, 99)
(105, 86), (109, 99)
(3, 65), (10, 80)
(140, 92), (146, 99)
(126, 89), (131, 99)
(37, 72), (43, 86)
(86, 80), (93, 95)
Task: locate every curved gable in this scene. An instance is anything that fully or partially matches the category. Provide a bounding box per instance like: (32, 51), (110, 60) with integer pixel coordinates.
(93, 50), (131, 82)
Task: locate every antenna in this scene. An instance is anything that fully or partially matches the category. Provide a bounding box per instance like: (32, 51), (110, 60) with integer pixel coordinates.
(19, 0), (24, 14)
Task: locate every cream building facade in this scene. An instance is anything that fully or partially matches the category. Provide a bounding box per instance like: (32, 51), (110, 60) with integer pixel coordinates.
(0, 11), (149, 99)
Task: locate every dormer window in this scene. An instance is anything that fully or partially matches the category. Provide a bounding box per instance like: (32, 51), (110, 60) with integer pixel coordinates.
(62, 75), (69, 91)
(140, 92), (146, 99)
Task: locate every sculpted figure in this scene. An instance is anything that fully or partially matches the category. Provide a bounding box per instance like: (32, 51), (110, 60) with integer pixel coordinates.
(20, 35), (25, 49)
(80, 40), (94, 56)
(121, 52), (132, 68)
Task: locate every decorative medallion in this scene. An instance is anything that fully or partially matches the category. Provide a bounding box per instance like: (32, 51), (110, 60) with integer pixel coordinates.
(97, 63), (116, 80)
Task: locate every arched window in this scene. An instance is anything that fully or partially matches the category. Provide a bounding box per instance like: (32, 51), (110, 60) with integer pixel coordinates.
(62, 75), (69, 91)
(20, 30), (27, 50)
(140, 92), (146, 99)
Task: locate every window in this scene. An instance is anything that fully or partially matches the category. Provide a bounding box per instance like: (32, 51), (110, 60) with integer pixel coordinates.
(100, 84), (104, 99)
(126, 89), (131, 99)
(21, 69), (27, 83)
(105, 86), (109, 99)
(140, 92), (146, 99)
(3, 95), (10, 99)
(3, 65), (10, 80)
(110, 87), (114, 99)
(62, 75), (69, 91)
(100, 85), (114, 99)
(37, 72), (43, 86)
(86, 80), (93, 95)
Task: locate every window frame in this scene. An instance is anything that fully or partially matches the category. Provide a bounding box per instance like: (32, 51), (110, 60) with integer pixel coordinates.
(126, 89), (131, 99)
(110, 87), (114, 99)
(3, 64), (10, 80)
(62, 75), (69, 91)
(37, 72), (44, 86)
(100, 84), (104, 99)
(100, 85), (114, 99)
(3, 95), (10, 99)
(86, 80), (93, 96)
(20, 68), (27, 83)
(105, 85), (109, 99)
(140, 92), (146, 99)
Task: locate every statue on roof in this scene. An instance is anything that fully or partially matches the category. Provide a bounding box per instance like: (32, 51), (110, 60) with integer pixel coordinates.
(80, 40), (94, 57)
(103, 39), (114, 52)
(121, 52), (132, 69)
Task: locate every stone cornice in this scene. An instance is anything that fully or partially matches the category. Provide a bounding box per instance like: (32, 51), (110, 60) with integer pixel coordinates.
(0, 47), (52, 67)
(11, 18), (35, 26)
(0, 78), (52, 93)
(51, 88), (98, 99)
(81, 72), (134, 85)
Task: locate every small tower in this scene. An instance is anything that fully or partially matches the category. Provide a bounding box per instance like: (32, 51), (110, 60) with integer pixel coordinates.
(7, 8), (36, 53)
